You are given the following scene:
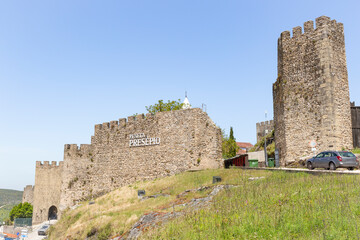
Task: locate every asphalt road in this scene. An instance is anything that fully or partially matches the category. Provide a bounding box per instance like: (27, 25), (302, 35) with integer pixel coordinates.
(246, 166), (360, 175)
(22, 220), (57, 240)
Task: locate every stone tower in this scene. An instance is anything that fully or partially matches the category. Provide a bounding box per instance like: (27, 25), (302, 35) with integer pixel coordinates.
(273, 16), (353, 165)
(32, 161), (63, 224)
(256, 120), (274, 142)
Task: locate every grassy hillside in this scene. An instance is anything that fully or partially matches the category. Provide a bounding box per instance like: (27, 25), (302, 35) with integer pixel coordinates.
(49, 169), (360, 239)
(0, 189), (23, 222)
(49, 169), (268, 239)
(145, 171), (360, 239)
(0, 189), (23, 205)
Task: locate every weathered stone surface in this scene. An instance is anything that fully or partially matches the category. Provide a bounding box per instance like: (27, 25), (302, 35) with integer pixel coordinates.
(273, 16), (353, 166)
(32, 161), (63, 224)
(256, 120), (274, 142)
(32, 108), (222, 224)
(22, 185), (34, 204)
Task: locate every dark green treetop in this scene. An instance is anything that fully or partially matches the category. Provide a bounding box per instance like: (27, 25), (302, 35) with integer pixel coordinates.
(9, 202), (33, 221)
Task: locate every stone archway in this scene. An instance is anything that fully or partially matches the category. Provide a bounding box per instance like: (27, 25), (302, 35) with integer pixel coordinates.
(48, 206), (58, 220)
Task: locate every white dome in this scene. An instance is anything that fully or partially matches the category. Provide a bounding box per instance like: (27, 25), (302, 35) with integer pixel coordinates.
(182, 96), (191, 109)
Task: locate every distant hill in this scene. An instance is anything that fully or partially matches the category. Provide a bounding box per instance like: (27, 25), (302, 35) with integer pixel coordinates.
(0, 189), (23, 222)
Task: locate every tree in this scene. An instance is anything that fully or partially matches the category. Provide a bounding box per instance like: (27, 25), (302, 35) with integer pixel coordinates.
(146, 99), (184, 114)
(9, 202), (33, 221)
(229, 127), (235, 140)
(222, 127), (239, 159)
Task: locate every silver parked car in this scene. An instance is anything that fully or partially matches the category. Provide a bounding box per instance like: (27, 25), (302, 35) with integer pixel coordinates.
(307, 151), (359, 170)
(38, 224), (49, 236)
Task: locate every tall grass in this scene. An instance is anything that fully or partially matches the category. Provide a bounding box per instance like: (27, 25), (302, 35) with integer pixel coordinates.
(48, 169), (269, 239)
(144, 170), (360, 239)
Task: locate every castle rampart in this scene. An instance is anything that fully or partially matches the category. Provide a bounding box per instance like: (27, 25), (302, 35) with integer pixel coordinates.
(30, 108), (221, 223)
(273, 16), (352, 165)
(58, 108), (221, 211)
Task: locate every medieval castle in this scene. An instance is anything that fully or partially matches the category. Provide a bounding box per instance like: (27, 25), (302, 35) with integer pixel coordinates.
(24, 108), (222, 224)
(22, 15), (357, 223)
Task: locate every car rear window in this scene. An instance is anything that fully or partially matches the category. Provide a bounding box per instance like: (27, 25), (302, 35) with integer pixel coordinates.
(339, 152), (356, 157)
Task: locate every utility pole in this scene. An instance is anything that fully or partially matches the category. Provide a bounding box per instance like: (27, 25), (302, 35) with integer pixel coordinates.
(264, 111), (268, 167)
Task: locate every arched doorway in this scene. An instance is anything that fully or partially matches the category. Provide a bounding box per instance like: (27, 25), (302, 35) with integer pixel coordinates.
(48, 206), (58, 220)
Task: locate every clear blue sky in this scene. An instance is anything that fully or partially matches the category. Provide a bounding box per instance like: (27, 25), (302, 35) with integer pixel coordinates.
(1, 0), (359, 190)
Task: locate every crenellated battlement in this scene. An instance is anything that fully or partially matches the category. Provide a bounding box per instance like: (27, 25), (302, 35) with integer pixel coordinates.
(274, 16), (352, 165)
(280, 16), (343, 41)
(23, 185), (34, 191)
(256, 120), (274, 142)
(67, 112), (160, 153)
(64, 144), (79, 151)
(93, 113), (156, 136)
(36, 161), (63, 168)
(256, 120), (274, 127)
(64, 143), (92, 157)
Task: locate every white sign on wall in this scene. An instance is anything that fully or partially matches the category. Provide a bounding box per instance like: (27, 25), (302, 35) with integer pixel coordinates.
(129, 133), (160, 147)
(309, 140), (317, 148)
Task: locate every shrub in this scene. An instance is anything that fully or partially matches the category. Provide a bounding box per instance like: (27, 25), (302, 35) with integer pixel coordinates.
(9, 202), (33, 221)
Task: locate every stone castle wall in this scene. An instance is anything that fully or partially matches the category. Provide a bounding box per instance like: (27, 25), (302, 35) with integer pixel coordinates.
(32, 108), (222, 223)
(256, 120), (274, 142)
(273, 16), (353, 165)
(32, 161), (63, 224)
(22, 185), (34, 204)
(59, 108), (222, 210)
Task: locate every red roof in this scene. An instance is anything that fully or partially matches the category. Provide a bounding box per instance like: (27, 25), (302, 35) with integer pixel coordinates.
(236, 142), (253, 155)
(236, 142), (253, 148)
(4, 232), (18, 238)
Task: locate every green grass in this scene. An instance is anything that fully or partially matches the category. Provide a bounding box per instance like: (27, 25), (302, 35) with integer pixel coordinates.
(143, 170), (360, 239)
(352, 148), (360, 154)
(48, 169), (269, 239)
(49, 169), (360, 239)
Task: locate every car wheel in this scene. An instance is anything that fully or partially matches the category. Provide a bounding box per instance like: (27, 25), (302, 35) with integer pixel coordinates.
(348, 167), (354, 171)
(307, 162), (314, 170)
(329, 162), (336, 170)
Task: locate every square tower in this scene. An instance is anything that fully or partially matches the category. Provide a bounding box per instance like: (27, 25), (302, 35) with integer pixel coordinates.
(273, 16), (353, 165)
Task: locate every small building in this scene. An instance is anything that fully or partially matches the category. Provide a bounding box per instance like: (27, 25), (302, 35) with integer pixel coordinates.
(224, 150), (267, 168)
(247, 150), (266, 167)
(224, 154), (248, 168)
